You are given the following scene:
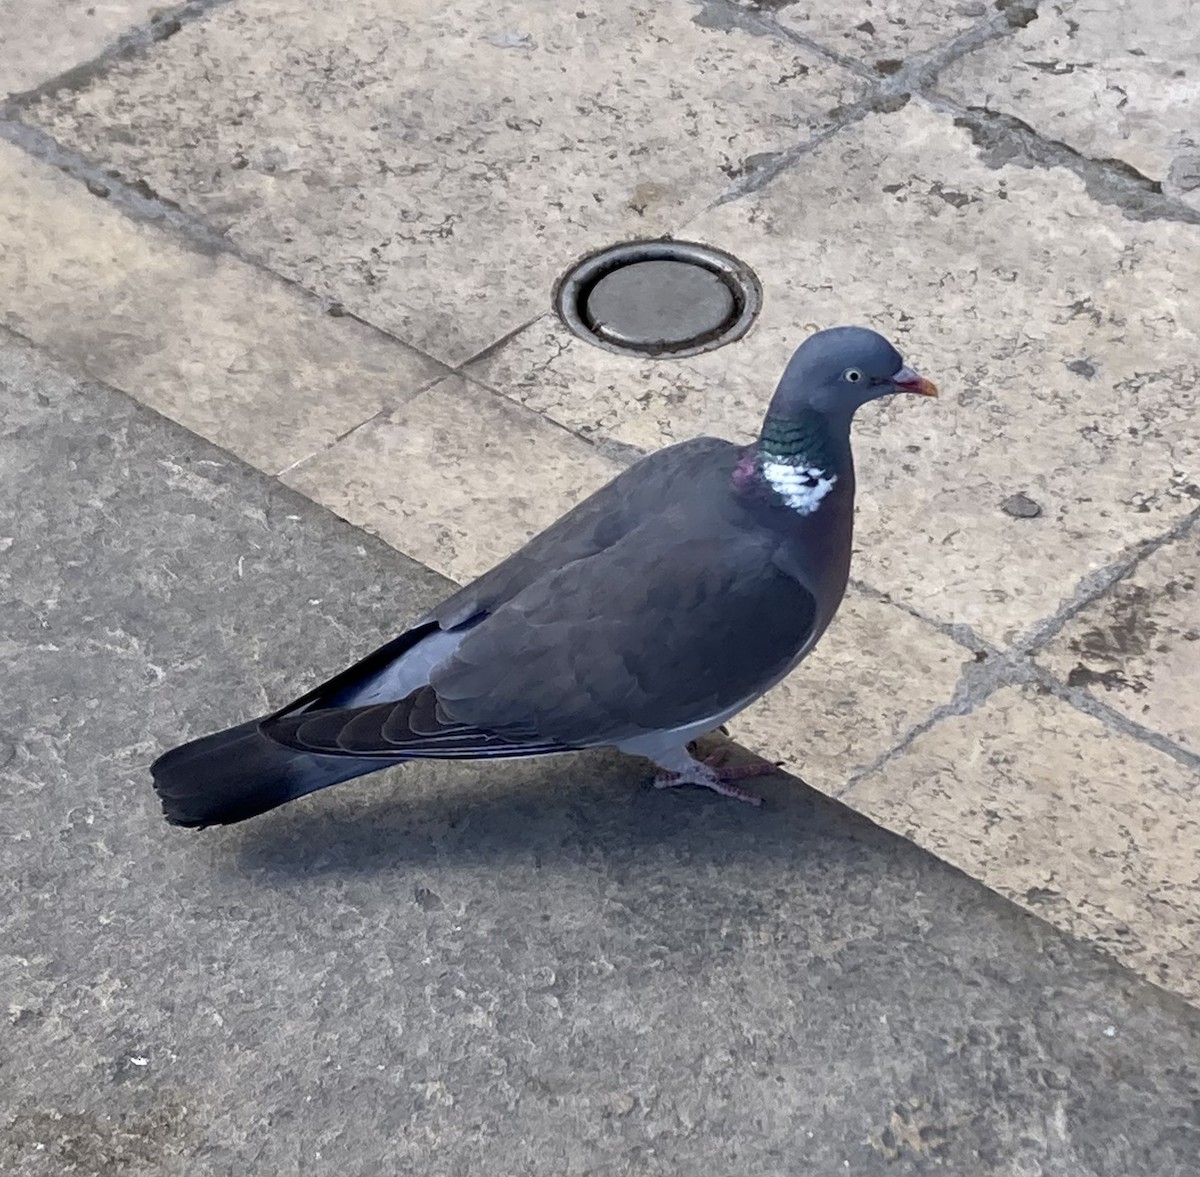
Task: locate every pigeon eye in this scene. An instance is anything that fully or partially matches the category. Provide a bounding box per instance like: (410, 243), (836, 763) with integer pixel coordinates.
(844, 368), (864, 384)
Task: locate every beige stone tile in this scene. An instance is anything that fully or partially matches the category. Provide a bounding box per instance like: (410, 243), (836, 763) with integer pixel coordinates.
(282, 375), (622, 582)
(730, 588), (969, 795)
(775, 0), (986, 64)
(939, 0), (1200, 209)
(0, 0), (162, 96)
(1040, 524), (1200, 752)
(470, 101), (1200, 645)
(24, 0), (866, 366)
(847, 686), (1200, 1004)
(0, 140), (443, 473)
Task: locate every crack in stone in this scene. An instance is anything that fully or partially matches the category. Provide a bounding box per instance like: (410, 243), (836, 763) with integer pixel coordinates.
(700, 0), (1040, 205)
(708, 104), (883, 206)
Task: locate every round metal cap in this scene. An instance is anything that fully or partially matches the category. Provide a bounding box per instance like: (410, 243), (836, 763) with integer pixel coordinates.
(554, 240), (761, 358)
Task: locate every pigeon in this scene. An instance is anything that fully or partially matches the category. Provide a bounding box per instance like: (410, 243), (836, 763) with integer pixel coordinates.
(152, 326), (936, 826)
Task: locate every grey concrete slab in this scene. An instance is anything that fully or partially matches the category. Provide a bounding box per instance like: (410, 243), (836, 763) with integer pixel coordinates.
(2, 328), (1200, 1176)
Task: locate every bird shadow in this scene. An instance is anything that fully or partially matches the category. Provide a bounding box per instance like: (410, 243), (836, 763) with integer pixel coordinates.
(228, 742), (894, 883)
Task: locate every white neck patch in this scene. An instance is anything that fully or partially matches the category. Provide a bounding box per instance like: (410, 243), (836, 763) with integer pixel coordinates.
(761, 459), (838, 516)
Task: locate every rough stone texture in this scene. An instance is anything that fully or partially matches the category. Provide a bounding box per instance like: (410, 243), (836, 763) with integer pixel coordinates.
(6, 330), (1200, 1177)
(847, 685), (1200, 1006)
(0, 0), (164, 96)
(1040, 521), (1200, 752)
(470, 101), (1200, 645)
(730, 588), (969, 794)
(282, 375), (622, 582)
(0, 139), (444, 473)
(20, 0), (866, 365)
(938, 0), (1200, 210)
(774, 0), (988, 64)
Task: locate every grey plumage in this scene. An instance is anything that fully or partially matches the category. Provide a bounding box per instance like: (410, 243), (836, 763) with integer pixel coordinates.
(152, 326), (936, 826)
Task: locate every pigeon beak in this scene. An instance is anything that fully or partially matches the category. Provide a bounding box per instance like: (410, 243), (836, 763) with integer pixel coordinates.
(892, 365), (938, 397)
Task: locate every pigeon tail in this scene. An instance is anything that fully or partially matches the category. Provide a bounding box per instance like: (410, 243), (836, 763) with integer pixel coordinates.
(150, 717), (398, 828)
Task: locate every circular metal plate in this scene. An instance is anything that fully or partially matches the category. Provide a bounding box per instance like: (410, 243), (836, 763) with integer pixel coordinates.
(554, 240), (762, 358)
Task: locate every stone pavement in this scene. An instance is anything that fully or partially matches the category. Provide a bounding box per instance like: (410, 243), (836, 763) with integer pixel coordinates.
(4, 328), (1200, 1177)
(1, 0), (1198, 1170)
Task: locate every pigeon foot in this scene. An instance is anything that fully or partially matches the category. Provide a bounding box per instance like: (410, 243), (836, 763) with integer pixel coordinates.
(652, 761), (768, 806)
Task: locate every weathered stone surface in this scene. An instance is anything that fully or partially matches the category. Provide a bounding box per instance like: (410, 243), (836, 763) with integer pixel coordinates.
(283, 374), (621, 582)
(470, 102), (1200, 645)
(0, 139), (444, 473)
(1041, 521), (1200, 752)
(847, 685), (1200, 1005)
(938, 0), (1200, 210)
(22, 0), (866, 364)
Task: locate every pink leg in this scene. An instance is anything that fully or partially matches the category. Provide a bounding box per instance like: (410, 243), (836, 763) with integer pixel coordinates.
(651, 751), (781, 807)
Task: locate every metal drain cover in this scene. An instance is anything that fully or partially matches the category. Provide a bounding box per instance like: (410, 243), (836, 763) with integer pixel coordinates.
(555, 240), (761, 358)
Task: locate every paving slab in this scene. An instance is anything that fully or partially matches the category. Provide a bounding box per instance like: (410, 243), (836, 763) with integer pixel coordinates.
(469, 100), (1200, 645)
(847, 685), (1200, 1006)
(938, 0), (1200, 210)
(0, 0), (164, 97)
(282, 374), (623, 583)
(0, 138), (445, 473)
(5, 329), (1200, 1177)
(21, 0), (866, 365)
(1040, 521), (1200, 752)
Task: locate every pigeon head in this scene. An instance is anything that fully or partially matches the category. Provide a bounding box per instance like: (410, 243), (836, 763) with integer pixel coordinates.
(767, 326), (938, 421)
(734, 326), (936, 517)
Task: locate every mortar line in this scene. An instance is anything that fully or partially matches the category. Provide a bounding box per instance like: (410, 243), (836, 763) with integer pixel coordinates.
(837, 506), (1200, 794)
(0, 117), (455, 380)
(457, 313), (551, 370)
(701, 2), (1043, 207)
(453, 368), (651, 469)
(4, 0), (235, 109)
(1031, 665), (1200, 776)
(847, 577), (997, 656)
(704, 104), (877, 208)
(836, 502), (1200, 792)
(1016, 504), (1200, 654)
(273, 367), (455, 478)
(834, 646), (1042, 799)
(689, 0), (873, 78)
(851, 502), (1200, 675)
(698, 1), (1200, 226)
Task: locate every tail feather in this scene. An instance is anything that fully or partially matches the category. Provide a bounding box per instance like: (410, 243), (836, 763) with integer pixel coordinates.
(150, 717), (398, 828)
